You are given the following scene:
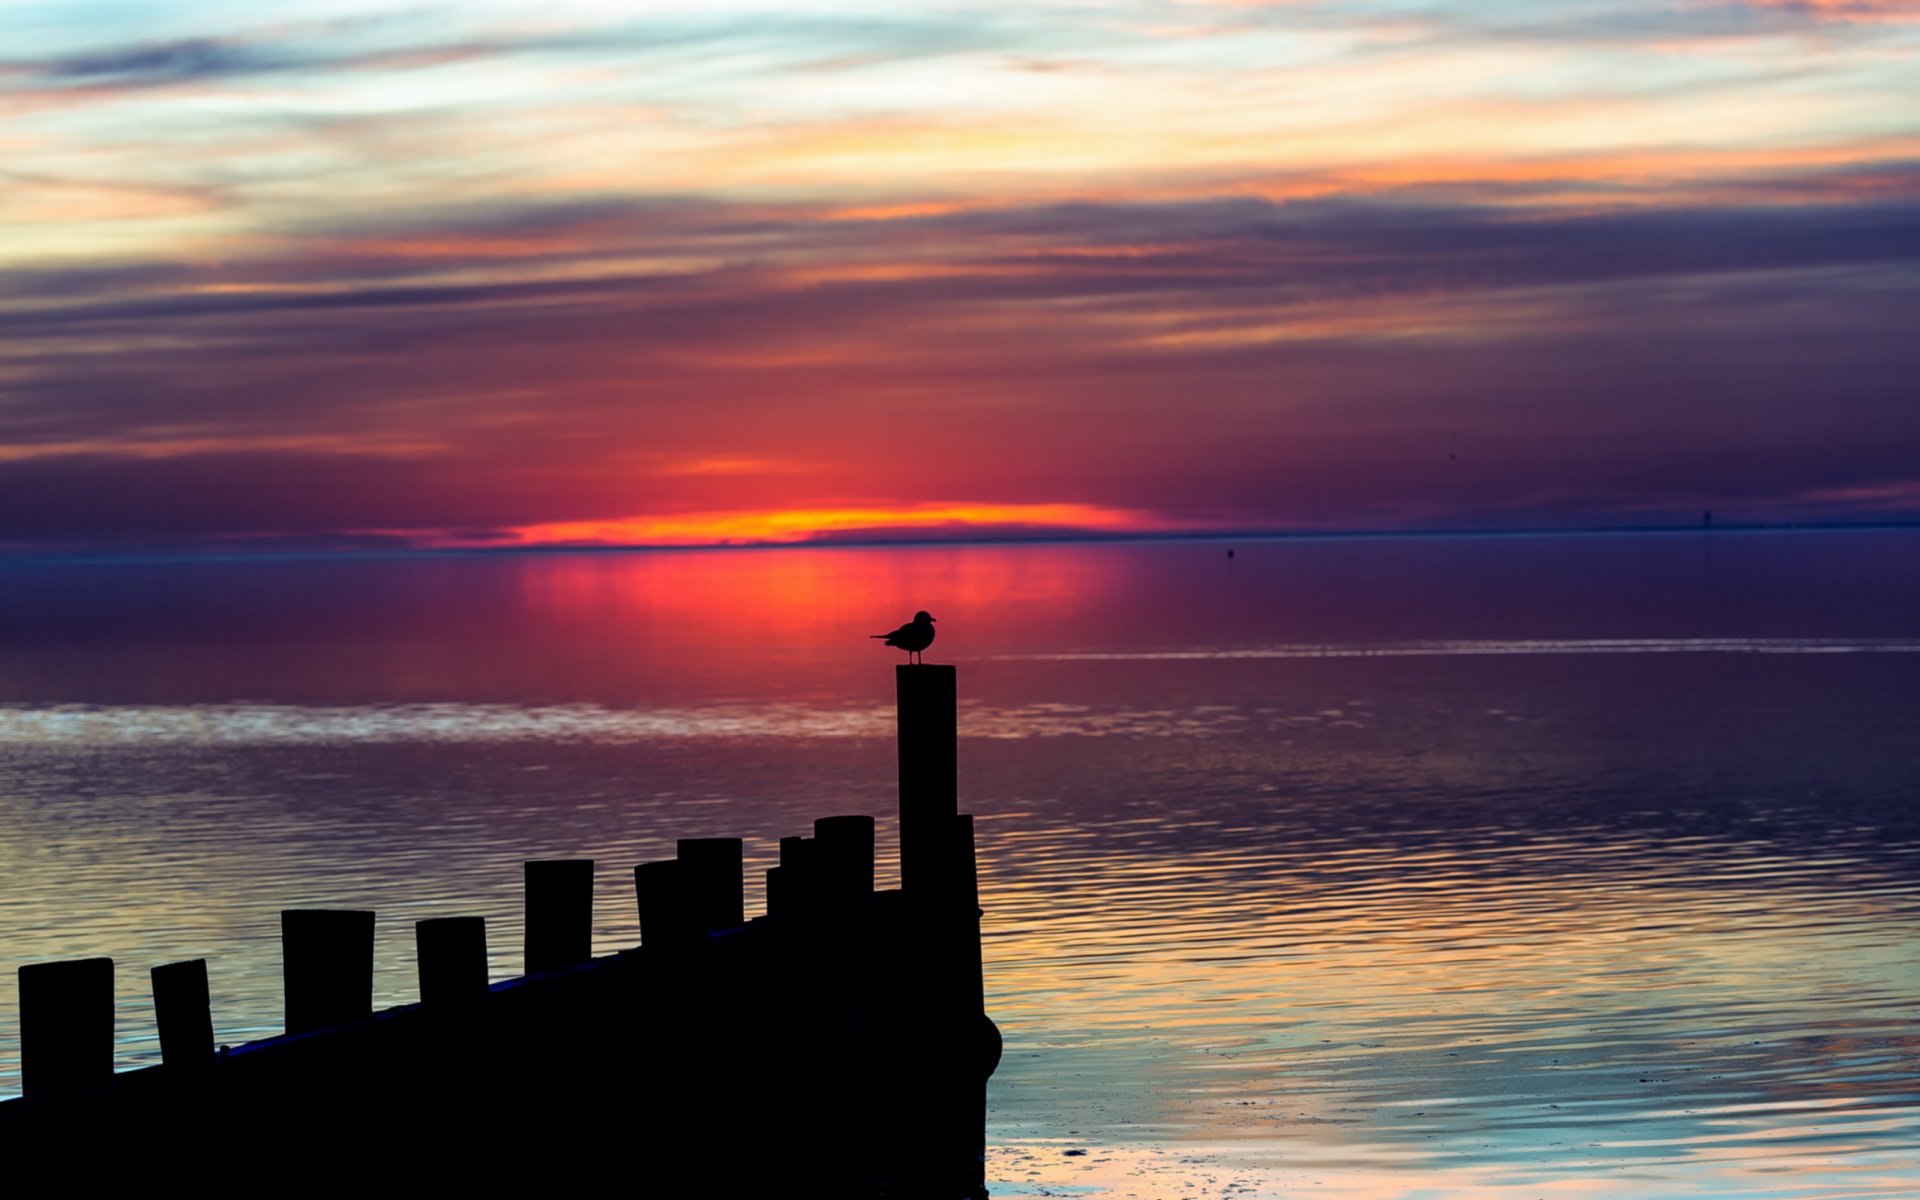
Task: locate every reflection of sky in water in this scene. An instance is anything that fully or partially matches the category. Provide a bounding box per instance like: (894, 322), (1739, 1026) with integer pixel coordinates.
(0, 532), (1917, 1196)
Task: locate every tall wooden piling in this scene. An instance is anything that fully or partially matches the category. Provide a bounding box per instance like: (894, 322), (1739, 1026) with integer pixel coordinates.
(19, 958), (114, 1097)
(897, 663), (958, 896)
(524, 860), (594, 974)
(893, 663), (995, 1199)
(416, 916), (488, 1006)
(677, 837), (744, 934)
(150, 959), (214, 1069)
(281, 909), (374, 1034)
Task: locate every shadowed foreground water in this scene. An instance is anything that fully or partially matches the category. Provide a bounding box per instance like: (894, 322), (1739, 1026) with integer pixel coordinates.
(1, 531), (1916, 1196)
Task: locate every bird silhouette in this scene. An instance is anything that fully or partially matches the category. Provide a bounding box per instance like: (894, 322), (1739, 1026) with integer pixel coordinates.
(872, 611), (936, 664)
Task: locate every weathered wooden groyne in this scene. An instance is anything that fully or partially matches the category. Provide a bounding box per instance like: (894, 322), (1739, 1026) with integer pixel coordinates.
(2, 665), (1000, 1196)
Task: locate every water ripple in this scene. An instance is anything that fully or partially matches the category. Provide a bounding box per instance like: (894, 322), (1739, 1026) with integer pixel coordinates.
(997, 637), (1920, 661)
(0, 700), (1274, 744)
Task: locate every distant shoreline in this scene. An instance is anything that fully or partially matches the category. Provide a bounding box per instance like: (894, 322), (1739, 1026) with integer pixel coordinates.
(2, 518), (1917, 569)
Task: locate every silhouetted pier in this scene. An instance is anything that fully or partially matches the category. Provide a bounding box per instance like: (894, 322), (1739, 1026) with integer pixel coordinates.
(2, 666), (999, 1195)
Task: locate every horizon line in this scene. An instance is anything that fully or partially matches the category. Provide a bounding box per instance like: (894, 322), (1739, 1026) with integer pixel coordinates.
(3, 516), (1918, 569)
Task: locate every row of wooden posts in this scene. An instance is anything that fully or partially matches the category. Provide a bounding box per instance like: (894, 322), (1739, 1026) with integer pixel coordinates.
(15, 811), (919, 1095)
(2, 665), (995, 1197)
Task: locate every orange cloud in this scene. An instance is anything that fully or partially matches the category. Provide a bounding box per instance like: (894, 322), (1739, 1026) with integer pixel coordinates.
(656, 458), (793, 478)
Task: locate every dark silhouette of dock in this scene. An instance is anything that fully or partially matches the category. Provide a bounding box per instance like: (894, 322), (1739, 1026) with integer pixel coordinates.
(2, 665), (999, 1195)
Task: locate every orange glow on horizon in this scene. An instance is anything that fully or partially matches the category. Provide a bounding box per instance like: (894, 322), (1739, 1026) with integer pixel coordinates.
(462, 503), (1172, 549)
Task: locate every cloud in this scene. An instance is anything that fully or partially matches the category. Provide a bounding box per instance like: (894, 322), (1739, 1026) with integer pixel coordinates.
(2, 0), (1916, 551)
(38, 37), (289, 84)
(0, 10), (1020, 104)
(11, 179), (1919, 347)
(1, 189), (1913, 551)
(1735, 0), (1920, 21)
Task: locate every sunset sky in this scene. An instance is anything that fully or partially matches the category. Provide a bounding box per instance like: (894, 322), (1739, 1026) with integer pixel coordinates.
(4, 0), (1917, 553)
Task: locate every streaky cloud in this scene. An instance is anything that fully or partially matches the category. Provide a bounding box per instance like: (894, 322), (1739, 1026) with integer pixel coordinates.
(1, 0), (1914, 552)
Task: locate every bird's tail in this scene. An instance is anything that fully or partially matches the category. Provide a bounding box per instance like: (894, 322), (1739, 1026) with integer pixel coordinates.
(869, 634), (887, 638)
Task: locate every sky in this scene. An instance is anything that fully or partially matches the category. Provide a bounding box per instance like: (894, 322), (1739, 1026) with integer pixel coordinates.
(3, 0), (1918, 554)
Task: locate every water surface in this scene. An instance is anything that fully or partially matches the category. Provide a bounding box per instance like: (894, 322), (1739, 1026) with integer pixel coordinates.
(1, 530), (1917, 1196)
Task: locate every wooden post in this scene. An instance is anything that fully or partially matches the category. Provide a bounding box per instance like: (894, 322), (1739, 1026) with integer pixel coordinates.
(635, 858), (688, 946)
(779, 835), (812, 869)
(525, 859), (594, 974)
(150, 959), (214, 1070)
(950, 813), (993, 1199)
(897, 663), (958, 896)
(885, 814), (996, 1197)
(890, 664), (997, 1200)
(814, 815), (875, 905)
(765, 865), (792, 917)
(281, 909), (374, 1035)
(949, 813), (981, 914)
(768, 836), (819, 917)
(416, 916), (488, 1006)
(677, 837), (744, 934)
(19, 958), (114, 1097)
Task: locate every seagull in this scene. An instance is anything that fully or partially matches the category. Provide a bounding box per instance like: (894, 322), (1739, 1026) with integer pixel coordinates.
(871, 611), (936, 664)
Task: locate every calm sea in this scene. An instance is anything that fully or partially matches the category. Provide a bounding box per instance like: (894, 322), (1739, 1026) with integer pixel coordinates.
(2, 531), (1917, 1196)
